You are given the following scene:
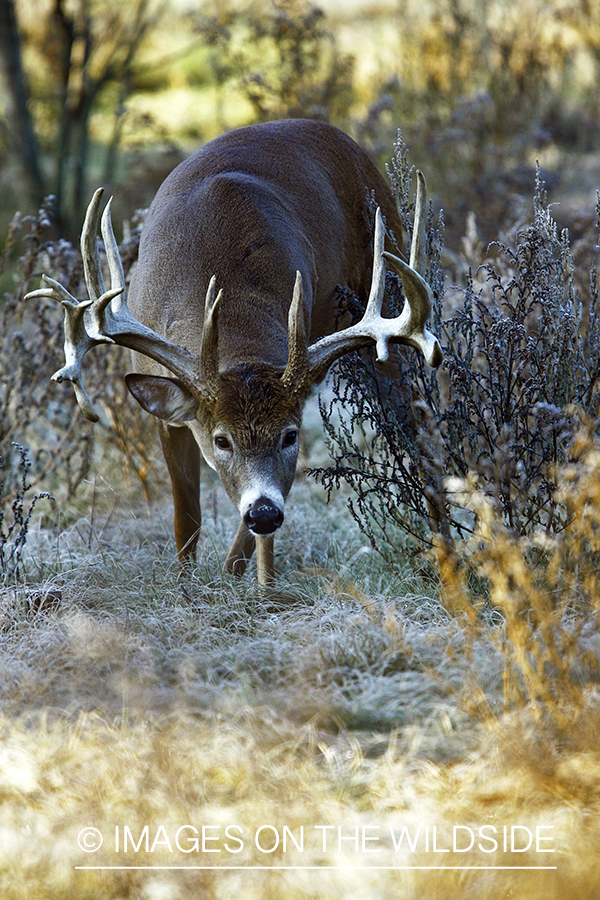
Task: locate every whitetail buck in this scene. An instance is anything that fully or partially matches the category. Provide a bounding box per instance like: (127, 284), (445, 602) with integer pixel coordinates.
(27, 119), (442, 583)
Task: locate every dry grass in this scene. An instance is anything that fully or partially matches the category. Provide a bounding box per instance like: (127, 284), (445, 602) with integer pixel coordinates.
(1, 423), (600, 898)
(2, 702), (599, 900)
(3, 2), (600, 894)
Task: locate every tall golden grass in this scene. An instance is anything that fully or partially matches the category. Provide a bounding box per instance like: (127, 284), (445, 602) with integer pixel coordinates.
(436, 425), (600, 727)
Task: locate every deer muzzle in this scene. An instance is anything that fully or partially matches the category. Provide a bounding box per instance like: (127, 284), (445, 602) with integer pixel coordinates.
(243, 497), (285, 535)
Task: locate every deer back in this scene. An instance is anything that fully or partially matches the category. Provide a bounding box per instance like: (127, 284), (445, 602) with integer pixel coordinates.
(127, 118), (403, 377)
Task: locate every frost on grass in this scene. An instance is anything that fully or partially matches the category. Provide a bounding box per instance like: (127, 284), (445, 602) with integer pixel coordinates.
(2, 178), (600, 896)
(0, 465), (599, 898)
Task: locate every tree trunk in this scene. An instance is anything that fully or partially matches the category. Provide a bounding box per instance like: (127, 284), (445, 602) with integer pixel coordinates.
(0, 0), (45, 204)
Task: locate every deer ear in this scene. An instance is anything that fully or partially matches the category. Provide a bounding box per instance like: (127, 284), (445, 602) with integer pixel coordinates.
(125, 373), (198, 423)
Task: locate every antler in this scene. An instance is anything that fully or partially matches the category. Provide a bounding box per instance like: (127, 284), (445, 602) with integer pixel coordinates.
(282, 170), (442, 390)
(25, 188), (218, 421)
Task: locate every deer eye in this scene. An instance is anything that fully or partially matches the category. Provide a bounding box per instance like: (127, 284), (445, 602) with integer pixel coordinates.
(214, 435), (232, 452)
(282, 429), (298, 448)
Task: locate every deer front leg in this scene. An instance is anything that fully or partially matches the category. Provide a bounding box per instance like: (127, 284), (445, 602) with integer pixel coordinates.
(158, 422), (201, 562)
(224, 520), (256, 577)
(255, 535), (275, 586)
(225, 522), (275, 585)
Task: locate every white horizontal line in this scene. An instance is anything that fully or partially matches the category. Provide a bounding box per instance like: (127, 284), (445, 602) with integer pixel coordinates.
(75, 865), (558, 871)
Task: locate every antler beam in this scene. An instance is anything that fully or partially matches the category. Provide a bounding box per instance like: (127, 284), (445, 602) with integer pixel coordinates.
(284, 170), (442, 389)
(26, 189), (218, 420)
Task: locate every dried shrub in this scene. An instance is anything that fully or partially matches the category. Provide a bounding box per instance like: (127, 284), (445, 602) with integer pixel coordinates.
(435, 426), (600, 727)
(0, 197), (159, 507)
(311, 135), (600, 562)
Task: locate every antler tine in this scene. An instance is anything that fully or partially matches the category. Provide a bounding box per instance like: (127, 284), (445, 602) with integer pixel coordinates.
(381, 171), (442, 367)
(359, 207), (388, 360)
(101, 196), (126, 308)
(281, 271), (310, 392)
(198, 275), (223, 401)
(410, 169), (428, 275)
(305, 187), (443, 380)
(81, 187), (107, 302)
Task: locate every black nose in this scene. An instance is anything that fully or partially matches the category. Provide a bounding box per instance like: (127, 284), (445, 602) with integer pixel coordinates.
(243, 498), (284, 535)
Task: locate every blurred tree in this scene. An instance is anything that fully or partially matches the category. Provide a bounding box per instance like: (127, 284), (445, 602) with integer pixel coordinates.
(0, 0), (162, 236)
(0, 0), (45, 205)
(48, 0), (161, 232)
(194, 0), (354, 126)
(239, 0), (354, 122)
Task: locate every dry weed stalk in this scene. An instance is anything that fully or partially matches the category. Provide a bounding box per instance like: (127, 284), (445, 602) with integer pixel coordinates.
(434, 427), (600, 729)
(1, 198), (158, 505)
(0, 444), (52, 585)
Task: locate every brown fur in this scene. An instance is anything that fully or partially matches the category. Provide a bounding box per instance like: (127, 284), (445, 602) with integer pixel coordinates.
(211, 364), (306, 453)
(126, 119), (404, 568)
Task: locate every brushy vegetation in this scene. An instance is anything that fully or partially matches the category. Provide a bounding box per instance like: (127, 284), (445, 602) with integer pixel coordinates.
(2, 1), (600, 897)
(314, 136), (600, 556)
(0, 196), (159, 506)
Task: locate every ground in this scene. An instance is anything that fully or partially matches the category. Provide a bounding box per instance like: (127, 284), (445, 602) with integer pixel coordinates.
(1, 393), (599, 899)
